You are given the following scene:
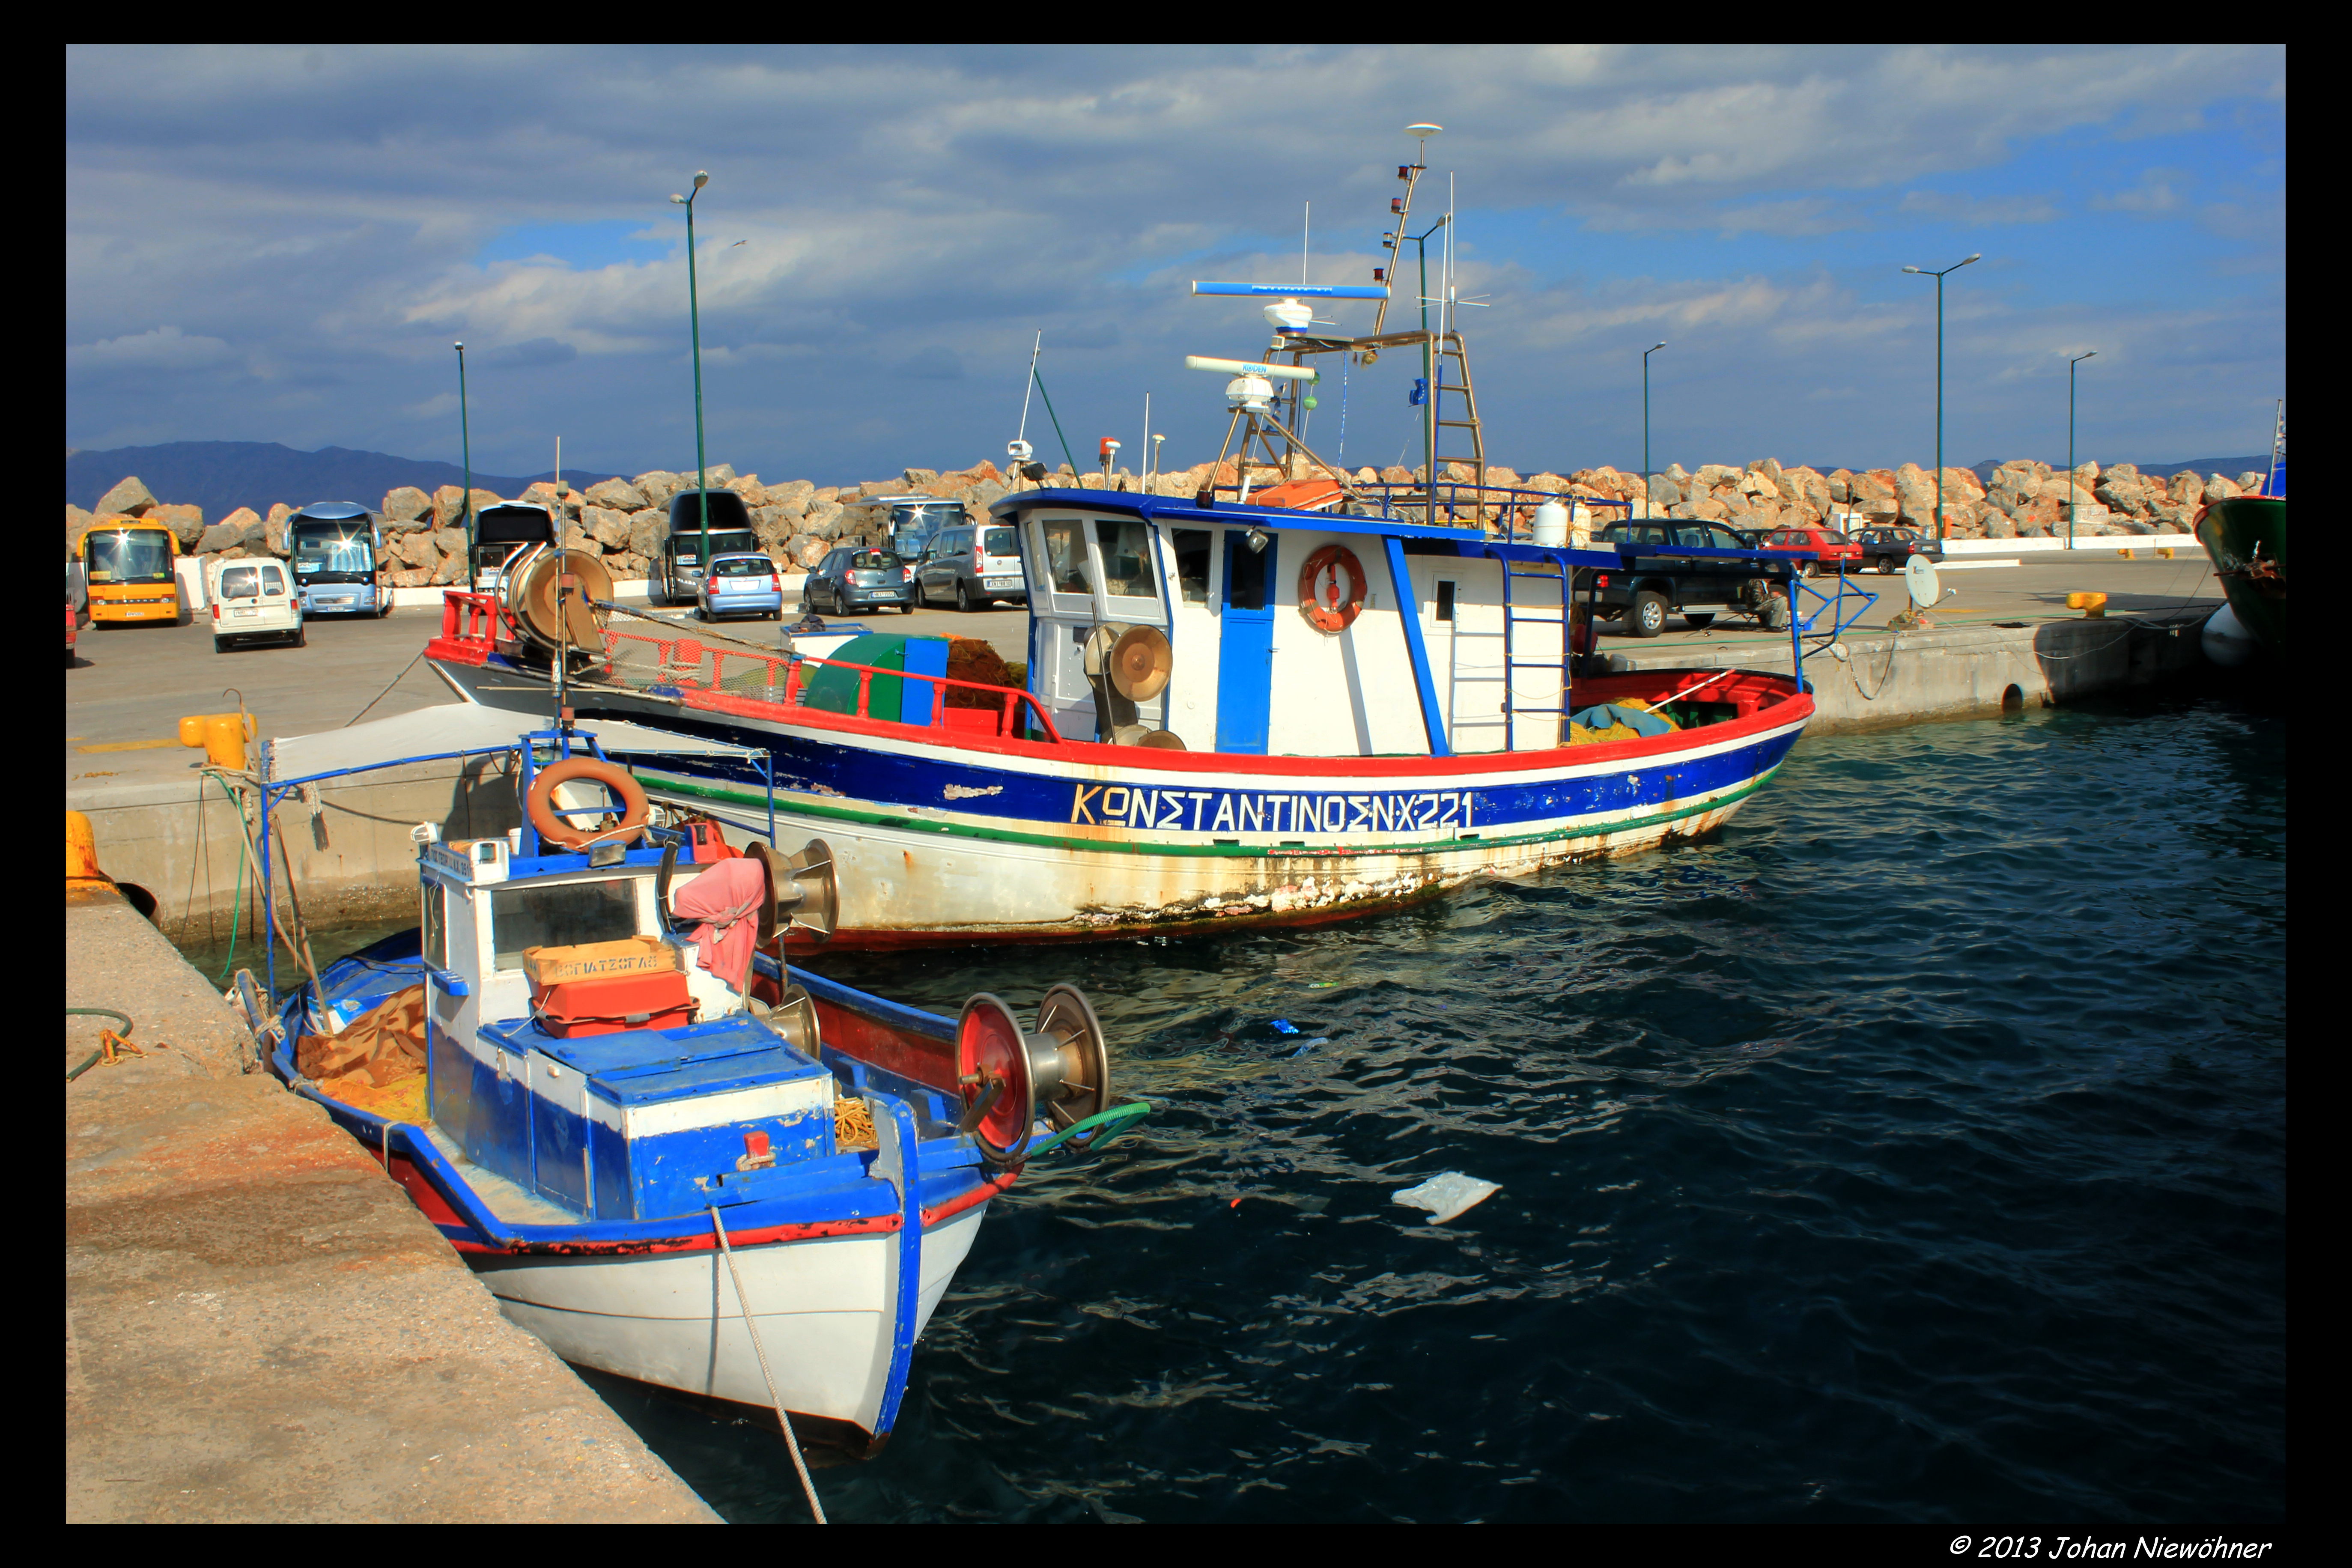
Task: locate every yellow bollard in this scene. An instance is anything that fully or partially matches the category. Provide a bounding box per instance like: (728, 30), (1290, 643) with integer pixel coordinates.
(2117, 548), (2136, 560)
(2156, 547), (2176, 560)
(178, 710), (258, 770)
(66, 811), (105, 881)
(2066, 591), (2108, 618)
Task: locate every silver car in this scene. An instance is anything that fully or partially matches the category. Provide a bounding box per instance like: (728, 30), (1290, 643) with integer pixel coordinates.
(693, 552), (785, 621)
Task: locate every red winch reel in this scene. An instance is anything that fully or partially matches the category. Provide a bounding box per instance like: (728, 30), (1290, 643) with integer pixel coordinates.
(954, 985), (1112, 1165)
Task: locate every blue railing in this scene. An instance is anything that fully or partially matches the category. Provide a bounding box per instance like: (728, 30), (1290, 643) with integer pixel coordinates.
(1209, 478), (1635, 539)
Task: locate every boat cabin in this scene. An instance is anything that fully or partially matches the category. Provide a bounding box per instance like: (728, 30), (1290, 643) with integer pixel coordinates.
(1002, 490), (1614, 757)
(413, 829), (840, 1224)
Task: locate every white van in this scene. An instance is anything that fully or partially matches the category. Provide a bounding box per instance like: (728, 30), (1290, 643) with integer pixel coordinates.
(208, 557), (305, 653)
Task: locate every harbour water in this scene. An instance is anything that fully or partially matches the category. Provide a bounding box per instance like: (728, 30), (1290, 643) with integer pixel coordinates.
(182, 689), (2286, 1522)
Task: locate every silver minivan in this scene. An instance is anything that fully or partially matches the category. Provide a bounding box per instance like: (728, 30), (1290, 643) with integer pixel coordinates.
(209, 557), (305, 652)
(916, 522), (1027, 611)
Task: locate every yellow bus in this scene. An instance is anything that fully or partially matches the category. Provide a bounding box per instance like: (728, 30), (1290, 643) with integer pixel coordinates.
(80, 519), (185, 626)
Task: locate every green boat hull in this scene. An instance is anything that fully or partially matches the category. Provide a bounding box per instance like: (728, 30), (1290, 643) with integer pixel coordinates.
(2197, 496), (2286, 656)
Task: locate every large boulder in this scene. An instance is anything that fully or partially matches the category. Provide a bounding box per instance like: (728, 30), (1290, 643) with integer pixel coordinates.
(197, 518), (247, 553)
(212, 507), (262, 554)
(432, 485), (502, 528)
(95, 476), (157, 516)
(764, 479), (815, 517)
(387, 566), (434, 589)
(262, 507), (293, 555)
(584, 477), (648, 513)
(627, 508), (667, 558)
(751, 504), (798, 551)
(2236, 471), (2266, 493)
(65, 504), (95, 557)
(2203, 473), (2242, 500)
(725, 474), (765, 504)
(1826, 469), (1853, 504)
(148, 501), (206, 549)
(1792, 467), (1832, 520)
(583, 506), (632, 551)
(633, 470), (684, 510)
(430, 548), (467, 585)
(2169, 471), (2205, 510)
(791, 536), (830, 570)
(801, 500), (846, 541)
(902, 467), (940, 488)
(1691, 462), (1740, 491)
(382, 486), (434, 524)
(389, 529), (441, 570)
(1646, 472), (1682, 506)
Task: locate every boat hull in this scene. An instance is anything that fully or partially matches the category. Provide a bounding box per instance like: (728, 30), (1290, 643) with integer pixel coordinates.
(2196, 496), (2286, 656)
(469, 1204), (986, 1434)
(431, 653), (1811, 946)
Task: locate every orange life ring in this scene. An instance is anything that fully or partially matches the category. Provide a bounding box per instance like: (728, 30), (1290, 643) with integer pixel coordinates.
(1298, 544), (1368, 634)
(527, 757), (650, 849)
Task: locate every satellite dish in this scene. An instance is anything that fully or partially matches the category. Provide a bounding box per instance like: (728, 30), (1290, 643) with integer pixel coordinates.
(1905, 554), (1941, 608)
(1108, 625), (1173, 701)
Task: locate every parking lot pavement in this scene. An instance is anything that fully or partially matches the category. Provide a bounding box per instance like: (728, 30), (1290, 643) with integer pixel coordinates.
(1604, 555), (2223, 650)
(65, 593), (1034, 790)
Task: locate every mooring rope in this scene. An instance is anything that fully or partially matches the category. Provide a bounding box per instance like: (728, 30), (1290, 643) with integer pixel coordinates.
(708, 1204), (827, 1525)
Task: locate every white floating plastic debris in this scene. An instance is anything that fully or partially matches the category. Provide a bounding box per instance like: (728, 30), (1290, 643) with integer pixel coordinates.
(1392, 1172), (1501, 1225)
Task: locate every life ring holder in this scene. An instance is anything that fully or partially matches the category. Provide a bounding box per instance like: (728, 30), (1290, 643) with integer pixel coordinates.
(526, 756), (650, 849)
(1299, 544), (1368, 634)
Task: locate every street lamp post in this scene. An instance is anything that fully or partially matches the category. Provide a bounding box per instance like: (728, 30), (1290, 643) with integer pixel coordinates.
(671, 172), (712, 572)
(1901, 253), (1979, 545)
(2067, 351), (2096, 551)
(454, 342), (474, 588)
(1642, 340), (1667, 517)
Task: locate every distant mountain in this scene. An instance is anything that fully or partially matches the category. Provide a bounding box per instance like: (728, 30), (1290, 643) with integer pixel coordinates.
(1967, 455), (2269, 485)
(65, 441), (630, 521)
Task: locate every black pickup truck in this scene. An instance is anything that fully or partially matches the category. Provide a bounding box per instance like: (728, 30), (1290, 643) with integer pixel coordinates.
(1588, 520), (1794, 636)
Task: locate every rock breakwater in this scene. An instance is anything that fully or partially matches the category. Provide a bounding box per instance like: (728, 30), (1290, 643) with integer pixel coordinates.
(69, 455), (2269, 578)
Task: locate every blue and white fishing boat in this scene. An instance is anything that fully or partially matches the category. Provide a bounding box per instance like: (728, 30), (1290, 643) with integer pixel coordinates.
(248, 704), (1144, 1452)
(425, 140), (1830, 945)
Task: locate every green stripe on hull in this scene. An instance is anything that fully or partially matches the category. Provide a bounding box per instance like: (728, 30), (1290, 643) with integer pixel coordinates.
(636, 768), (1779, 859)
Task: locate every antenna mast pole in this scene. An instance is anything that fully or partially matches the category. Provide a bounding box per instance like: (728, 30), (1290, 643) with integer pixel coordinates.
(1017, 331), (1042, 448)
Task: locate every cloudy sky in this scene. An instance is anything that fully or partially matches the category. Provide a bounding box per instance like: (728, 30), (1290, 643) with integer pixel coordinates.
(66, 44), (2284, 484)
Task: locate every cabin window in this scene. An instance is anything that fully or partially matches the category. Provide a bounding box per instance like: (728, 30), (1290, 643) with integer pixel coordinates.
(1226, 531), (1270, 610)
(1172, 529), (1211, 602)
(1435, 580), (1456, 622)
(259, 563), (288, 596)
(219, 565), (262, 600)
(489, 877), (640, 971)
(422, 884), (447, 972)
(1093, 519), (1151, 596)
(1039, 519), (1094, 595)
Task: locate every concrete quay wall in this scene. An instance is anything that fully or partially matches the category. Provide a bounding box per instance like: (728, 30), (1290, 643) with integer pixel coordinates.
(1607, 609), (2208, 733)
(65, 882), (717, 1523)
(77, 756), (523, 942)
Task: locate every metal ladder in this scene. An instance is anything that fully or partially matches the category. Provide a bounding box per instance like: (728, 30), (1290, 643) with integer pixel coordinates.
(1494, 551), (1573, 751)
(1430, 333), (1486, 503)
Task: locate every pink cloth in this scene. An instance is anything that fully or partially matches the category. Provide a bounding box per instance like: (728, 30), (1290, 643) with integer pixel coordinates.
(672, 856), (766, 994)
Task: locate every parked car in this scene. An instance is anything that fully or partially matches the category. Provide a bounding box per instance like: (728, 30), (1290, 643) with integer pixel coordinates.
(804, 546), (917, 616)
(1759, 524), (1864, 577)
(694, 552), (786, 621)
(1851, 526), (1944, 574)
(917, 522), (1028, 611)
(208, 557), (304, 653)
(1590, 520), (1791, 637)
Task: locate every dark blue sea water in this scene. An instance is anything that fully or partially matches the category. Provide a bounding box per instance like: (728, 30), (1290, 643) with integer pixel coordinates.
(568, 690), (2285, 1523)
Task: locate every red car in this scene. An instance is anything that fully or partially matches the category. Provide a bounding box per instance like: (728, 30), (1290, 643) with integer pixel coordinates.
(1760, 525), (1865, 577)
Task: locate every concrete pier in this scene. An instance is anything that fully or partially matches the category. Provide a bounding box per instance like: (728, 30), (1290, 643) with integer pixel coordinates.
(1608, 607), (2210, 731)
(65, 882), (718, 1523)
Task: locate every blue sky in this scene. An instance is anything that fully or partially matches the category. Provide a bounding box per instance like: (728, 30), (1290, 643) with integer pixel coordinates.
(66, 45), (2285, 485)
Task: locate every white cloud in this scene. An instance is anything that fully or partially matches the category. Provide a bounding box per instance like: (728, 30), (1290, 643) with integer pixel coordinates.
(70, 324), (235, 370)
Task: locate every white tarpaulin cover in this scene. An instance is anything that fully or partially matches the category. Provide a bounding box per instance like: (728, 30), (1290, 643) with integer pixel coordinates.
(265, 702), (762, 784)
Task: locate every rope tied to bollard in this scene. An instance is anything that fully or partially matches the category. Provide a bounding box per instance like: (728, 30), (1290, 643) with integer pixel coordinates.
(708, 1204), (827, 1524)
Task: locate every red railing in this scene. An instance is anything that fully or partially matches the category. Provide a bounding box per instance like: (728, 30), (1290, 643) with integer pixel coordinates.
(431, 590), (1062, 743)
(606, 625), (1064, 744)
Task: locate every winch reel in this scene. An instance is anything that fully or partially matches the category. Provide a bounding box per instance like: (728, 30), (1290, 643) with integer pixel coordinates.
(954, 983), (1113, 1166)
(748, 836), (839, 945)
